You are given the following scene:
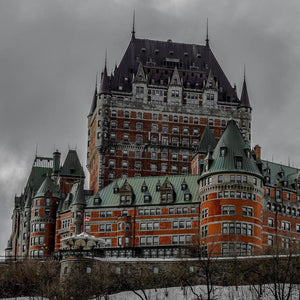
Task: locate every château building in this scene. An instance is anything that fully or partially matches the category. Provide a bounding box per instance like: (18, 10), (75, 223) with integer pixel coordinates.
(5, 25), (300, 260)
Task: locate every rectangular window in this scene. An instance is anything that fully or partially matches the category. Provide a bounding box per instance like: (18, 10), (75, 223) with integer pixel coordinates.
(202, 208), (209, 218)
(222, 206), (235, 215)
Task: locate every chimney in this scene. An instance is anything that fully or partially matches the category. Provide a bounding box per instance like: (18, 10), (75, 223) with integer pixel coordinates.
(254, 145), (261, 160)
(53, 150), (61, 175)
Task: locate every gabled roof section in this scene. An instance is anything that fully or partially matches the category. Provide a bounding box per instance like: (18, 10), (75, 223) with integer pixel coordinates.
(111, 38), (237, 102)
(169, 67), (182, 86)
(134, 62), (147, 83)
(86, 175), (200, 207)
(34, 175), (60, 198)
(239, 77), (251, 109)
(60, 150), (85, 178)
(197, 125), (217, 154)
(205, 69), (217, 90)
(200, 119), (262, 177)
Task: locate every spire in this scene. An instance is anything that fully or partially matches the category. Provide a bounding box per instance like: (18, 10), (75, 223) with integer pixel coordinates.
(88, 74), (98, 116)
(205, 18), (209, 47)
(239, 67), (251, 109)
(100, 52), (111, 95)
(131, 10), (136, 40)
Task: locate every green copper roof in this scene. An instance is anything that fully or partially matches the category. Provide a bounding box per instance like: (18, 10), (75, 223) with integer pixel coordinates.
(201, 119), (262, 178)
(24, 156), (53, 196)
(86, 174), (200, 208)
(261, 160), (299, 188)
(60, 150), (85, 178)
(34, 175), (60, 198)
(197, 125), (217, 154)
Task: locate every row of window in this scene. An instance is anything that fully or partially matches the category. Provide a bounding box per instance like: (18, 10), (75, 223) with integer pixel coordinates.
(109, 132), (201, 147)
(222, 222), (254, 236)
(202, 191), (257, 201)
(31, 223), (45, 232)
(33, 209), (51, 217)
(267, 218), (297, 232)
(109, 149), (190, 162)
(173, 220), (192, 229)
(111, 110), (225, 126)
(266, 203), (300, 216)
(35, 198), (52, 207)
(201, 175), (261, 186)
(267, 235), (296, 249)
(30, 236), (45, 246)
(172, 235), (192, 245)
(30, 250), (44, 258)
(61, 219), (70, 229)
(222, 243), (253, 256)
(109, 160), (189, 174)
(201, 206), (253, 217)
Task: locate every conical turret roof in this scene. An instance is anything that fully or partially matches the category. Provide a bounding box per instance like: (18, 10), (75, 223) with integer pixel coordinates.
(71, 182), (86, 206)
(239, 78), (251, 109)
(34, 175), (60, 198)
(200, 119), (262, 178)
(197, 125), (217, 154)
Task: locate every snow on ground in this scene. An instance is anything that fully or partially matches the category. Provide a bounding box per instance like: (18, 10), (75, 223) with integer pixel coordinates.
(105, 284), (300, 300)
(2, 284), (300, 300)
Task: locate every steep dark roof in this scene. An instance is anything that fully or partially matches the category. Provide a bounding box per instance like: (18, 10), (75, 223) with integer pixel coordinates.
(197, 125), (217, 154)
(200, 119), (262, 177)
(34, 175), (60, 198)
(88, 84), (97, 116)
(111, 38), (238, 102)
(71, 182), (86, 206)
(60, 150), (85, 178)
(100, 65), (111, 95)
(239, 78), (251, 109)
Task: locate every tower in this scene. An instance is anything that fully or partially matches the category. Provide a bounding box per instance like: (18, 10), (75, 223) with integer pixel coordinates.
(29, 175), (60, 258)
(198, 119), (263, 255)
(87, 26), (250, 193)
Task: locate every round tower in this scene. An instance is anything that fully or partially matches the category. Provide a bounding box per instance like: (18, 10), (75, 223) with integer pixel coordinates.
(29, 175), (60, 258)
(198, 119), (264, 256)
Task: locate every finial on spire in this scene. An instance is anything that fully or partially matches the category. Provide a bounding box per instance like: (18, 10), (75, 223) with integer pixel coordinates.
(104, 49), (108, 71)
(131, 10), (136, 40)
(243, 64), (246, 81)
(205, 18), (209, 47)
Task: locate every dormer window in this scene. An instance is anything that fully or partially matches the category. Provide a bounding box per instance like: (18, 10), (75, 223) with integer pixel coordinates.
(181, 183), (187, 190)
(156, 184), (160, 191)
(283, 181), (288, 187)
(144, 195), (151, 203)
(220, 147), (227, 157)
(94, 198), (101, 205)
(184, 193), (191, 201)
(113, 187), (119, 194)
(265, 176), (270, 183)
(235, 157), (243, 169)
(245, 149), (251, 158)
(141, 185), (147, 192)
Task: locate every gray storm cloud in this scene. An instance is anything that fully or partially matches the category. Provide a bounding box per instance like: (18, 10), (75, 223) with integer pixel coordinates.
(0, 0), (300, 254)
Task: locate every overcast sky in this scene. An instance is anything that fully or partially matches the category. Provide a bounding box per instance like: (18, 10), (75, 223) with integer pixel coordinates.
(1, 0), (300, 255)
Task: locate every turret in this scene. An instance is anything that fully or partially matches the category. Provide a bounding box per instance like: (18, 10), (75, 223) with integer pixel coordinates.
(29, 175), (60, 258)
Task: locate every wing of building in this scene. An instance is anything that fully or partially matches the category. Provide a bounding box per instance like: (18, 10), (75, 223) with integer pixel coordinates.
(5, 29), (299, 260)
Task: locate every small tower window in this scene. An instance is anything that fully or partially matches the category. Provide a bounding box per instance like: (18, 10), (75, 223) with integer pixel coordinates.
(235, 157), (243, 169)
(220, 147), (227, 157)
